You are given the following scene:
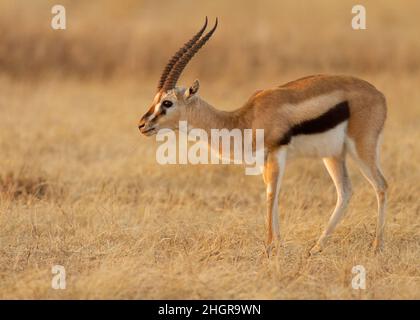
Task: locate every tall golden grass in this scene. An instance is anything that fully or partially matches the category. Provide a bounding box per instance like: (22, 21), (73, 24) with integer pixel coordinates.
(0, 0), (419, 299)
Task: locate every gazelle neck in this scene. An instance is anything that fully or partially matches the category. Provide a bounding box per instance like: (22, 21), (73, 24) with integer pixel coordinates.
(185, 97), (248, 134)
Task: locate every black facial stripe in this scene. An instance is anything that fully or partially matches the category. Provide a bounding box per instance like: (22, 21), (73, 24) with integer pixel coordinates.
(155, 108), (166, 118)
(278, 101), (350, 146)
(143, 109), (154, 119)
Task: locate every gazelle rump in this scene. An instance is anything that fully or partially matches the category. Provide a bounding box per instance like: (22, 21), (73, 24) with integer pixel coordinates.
(138, 18), (388, 253)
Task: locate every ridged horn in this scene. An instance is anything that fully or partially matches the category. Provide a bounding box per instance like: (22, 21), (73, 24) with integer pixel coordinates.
(157, 17), (208, 92)
(162, 18), (218, 92)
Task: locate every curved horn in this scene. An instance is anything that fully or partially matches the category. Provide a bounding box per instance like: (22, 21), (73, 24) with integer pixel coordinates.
(162, 18), (218, 92)
(157, 17), (208, 92)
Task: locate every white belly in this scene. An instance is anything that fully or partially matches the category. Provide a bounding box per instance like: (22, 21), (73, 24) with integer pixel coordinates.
(287, 121), (348, 158)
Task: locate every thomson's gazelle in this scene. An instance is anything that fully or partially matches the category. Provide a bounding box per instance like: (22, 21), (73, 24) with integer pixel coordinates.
(138, 18), (388, 254)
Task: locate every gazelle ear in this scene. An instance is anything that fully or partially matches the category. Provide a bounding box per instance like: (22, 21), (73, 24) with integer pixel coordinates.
(185, 79), (200, 100)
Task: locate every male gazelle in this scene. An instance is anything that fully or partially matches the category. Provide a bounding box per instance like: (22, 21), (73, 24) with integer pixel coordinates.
(138, 18), (388, 254)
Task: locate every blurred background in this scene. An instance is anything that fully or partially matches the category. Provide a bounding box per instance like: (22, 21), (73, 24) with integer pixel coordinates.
(1, 0), (419, 83)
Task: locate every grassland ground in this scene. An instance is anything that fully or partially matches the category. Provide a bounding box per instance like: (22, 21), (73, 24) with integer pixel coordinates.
(0, 73), (419, 299)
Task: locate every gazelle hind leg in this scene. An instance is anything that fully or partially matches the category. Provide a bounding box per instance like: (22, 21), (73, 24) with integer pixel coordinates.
(310, 154), (352, 255)
(347, 136), (388, 252)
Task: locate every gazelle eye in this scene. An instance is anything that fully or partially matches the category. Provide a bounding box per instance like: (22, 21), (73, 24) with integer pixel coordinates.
(162, 100), (173, 108)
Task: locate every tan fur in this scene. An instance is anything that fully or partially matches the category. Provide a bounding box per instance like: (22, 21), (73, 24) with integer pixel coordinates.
(263, 153), (280, 244)
(139, 74), (388, 253)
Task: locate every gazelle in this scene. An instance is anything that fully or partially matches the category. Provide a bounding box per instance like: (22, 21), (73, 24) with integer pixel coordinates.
(138, 18), (388, 254)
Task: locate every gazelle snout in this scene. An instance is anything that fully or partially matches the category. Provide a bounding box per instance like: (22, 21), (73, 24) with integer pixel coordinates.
(138, 112), (158, 136)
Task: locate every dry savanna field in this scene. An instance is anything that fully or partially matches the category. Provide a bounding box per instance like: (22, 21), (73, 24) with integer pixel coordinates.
(0, 0), (419, 299)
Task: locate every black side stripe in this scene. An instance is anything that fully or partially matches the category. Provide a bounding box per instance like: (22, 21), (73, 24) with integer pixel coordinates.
(278, 101), (350, 145)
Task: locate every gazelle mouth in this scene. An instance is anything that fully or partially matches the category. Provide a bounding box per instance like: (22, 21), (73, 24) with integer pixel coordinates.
(141, 127), (157, 136)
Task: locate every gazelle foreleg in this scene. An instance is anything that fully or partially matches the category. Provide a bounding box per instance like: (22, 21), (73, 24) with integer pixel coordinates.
(310, 153), (352, 254)
(263, 148), (287, 247)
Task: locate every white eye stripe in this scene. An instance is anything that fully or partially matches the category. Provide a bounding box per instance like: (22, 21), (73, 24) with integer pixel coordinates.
(149, 103), (163, 119)
(148, 103), (167, 121)
(153, 103), (161, 114)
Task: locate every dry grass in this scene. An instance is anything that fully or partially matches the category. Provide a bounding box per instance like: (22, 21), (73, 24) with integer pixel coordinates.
(0, 0), (419, 299)
(0, 75), (419, 299)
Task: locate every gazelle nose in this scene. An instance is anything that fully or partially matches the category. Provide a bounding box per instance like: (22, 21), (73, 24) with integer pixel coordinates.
(138, 123), (145, 131)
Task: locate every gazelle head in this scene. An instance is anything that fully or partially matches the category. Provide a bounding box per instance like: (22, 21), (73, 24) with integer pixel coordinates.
(138, 17), (218, 136)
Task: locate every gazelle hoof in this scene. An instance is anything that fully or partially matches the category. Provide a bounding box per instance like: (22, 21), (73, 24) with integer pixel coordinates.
(265, 239), (281, 257)
(265, 244), (273, 257)
(309, 243), (323, 256)
(372, 238), (384, 253)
